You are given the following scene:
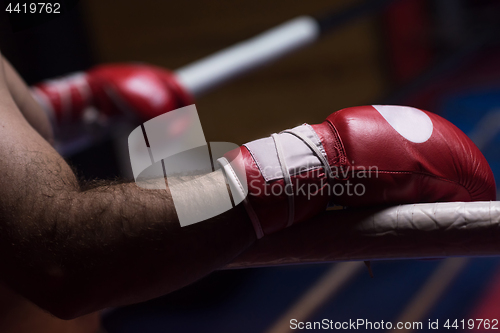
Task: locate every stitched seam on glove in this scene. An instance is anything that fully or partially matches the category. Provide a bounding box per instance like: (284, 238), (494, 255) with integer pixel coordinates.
(325, 120), (348, 166)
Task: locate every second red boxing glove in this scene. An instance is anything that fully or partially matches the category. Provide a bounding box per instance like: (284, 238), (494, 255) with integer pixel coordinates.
(31, 63), (193, 126)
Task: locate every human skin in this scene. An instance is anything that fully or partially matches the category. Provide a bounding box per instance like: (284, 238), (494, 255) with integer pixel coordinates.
(0, 52), (256, 321)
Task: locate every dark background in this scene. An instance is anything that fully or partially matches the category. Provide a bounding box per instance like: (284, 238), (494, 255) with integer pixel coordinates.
(1, 1), (500, 332)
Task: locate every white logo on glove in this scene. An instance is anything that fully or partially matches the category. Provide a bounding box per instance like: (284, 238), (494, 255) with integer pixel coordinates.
(372, 105), (433, 143)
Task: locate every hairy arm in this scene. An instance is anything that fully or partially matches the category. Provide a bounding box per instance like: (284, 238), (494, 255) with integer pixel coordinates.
(0, 57), (255, 319)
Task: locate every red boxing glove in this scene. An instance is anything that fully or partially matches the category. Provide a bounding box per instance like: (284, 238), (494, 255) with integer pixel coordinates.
(219, 105), (496, 238)
(31, 64), (193, 126)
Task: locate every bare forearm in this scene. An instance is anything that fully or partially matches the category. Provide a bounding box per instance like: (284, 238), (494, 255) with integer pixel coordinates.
(63, 174), (254, 317)
(2, 170), (255, 319)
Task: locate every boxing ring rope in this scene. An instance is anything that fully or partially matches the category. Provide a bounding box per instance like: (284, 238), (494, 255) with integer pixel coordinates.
(226, 201), (500, 268)
(175, 0), (395, 98)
